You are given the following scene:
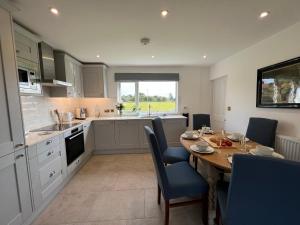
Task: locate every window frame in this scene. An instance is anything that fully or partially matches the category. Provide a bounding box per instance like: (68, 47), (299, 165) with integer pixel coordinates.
(117, 81), (179, 115)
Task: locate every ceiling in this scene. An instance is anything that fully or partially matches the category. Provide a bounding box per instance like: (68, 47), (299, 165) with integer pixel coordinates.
(11, 0), (300, 66)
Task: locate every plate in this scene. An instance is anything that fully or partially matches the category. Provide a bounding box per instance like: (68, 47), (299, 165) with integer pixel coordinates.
(227, 135), (249, 142)
(190, 145), (215, 154)
(249, 149), (285, 159)
(181, 133), (199, 140)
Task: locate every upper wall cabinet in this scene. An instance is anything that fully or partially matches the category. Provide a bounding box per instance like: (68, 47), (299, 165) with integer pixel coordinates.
(51, 52), (84, 97)
(14, 26), (39, 64)
(82, 64), (108, 98)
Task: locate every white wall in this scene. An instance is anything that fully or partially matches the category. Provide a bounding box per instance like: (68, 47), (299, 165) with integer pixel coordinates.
(210, 21), (300, 138)
(107, 66), (211, 128)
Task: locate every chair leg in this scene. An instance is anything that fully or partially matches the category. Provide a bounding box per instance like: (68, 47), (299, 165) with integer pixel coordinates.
(157, 184), (161, 205)
(202, 194), (209, 225)
(165, 199), (170, 225)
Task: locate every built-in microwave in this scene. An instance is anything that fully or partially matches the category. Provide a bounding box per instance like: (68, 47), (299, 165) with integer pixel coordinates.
(17, 59), (42, 95)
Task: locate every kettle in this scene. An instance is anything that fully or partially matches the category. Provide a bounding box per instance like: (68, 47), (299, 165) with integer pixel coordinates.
(75, 107), (87, 120)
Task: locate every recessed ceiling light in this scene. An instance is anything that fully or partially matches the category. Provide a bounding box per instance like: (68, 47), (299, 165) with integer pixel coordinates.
(161, 10), (169, 17)
(259, 11), (270, 19)
(50, 7), (59, 15)
(203, 55), (207, 59)
(96, 54), (100, 58)
(151, 55), (155, 58)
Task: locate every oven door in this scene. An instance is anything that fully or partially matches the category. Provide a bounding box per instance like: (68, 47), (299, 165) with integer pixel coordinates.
(65, 131), (85, 166)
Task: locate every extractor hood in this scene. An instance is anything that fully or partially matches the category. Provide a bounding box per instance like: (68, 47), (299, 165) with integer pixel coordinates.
(38, 42), (72, 87)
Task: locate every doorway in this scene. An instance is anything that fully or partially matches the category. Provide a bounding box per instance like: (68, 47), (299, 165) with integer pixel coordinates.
(211, 76), (227, 132)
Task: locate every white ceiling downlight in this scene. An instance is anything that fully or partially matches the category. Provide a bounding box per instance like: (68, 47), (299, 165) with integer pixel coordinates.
(96, 54), (100, 58)
(259, 11), (270, 19)
(203, 55), (207, 59)
(151, 55), (155, 58)
(161, 10), (169, 17)
(50, 7), (59, 15)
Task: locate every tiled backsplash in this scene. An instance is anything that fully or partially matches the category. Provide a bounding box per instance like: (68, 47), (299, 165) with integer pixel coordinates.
(21, 88), (117, 132)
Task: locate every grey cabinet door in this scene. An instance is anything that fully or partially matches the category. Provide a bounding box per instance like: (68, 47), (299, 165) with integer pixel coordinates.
(163, 119), (186, 147)
(82, 65), (107, 98)
(139, 120), (152, 149)
(15, 31), (39, 63)
(83, 123), (94, 155)
(0, 8), (25, 157)
(94, 121), (116, 150)
(115, 120), (140, 149)
(0, 149), (32, 225)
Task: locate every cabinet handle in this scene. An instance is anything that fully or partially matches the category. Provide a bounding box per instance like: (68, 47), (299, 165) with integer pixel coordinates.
(49, 170), (56, 178)
(15, 154), (25, 160)
(46, 140), (52, 145)
(15, 143), (24, 148)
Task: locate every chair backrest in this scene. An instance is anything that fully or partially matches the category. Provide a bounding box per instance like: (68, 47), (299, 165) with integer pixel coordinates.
(144, 126), (170, 198)
(225, 155), (300, 225)
(245, 117), (278, 147)
(152, 117), (168, 153)
(193, 114), (211, 130)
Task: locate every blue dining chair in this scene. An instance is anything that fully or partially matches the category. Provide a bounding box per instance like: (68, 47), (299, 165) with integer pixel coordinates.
(193, 114), (211, 130)
(246, 117), (278, 147)
(152, 117), (190, 164)
(144, 126), (209, 225)
(215, 154), (300, 225)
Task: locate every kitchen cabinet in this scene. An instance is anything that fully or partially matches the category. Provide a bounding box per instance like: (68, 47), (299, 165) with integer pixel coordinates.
(83, 122), (95, 156)
(93, 117), (186, 153)
(14, 28), (39, 64)
(28, 134), (67, 210)
(0, 149), (32, 225)
(115, 120), (140, 149)
(139, 119), (152, 149)
(82, 64), (108, 98)
(94, 120), (116, 150)
(0, 7), (25, 157)
(51, 52), (83, 97)
(163, 119), (186, 146)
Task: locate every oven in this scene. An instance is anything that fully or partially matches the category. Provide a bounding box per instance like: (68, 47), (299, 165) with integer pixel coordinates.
(65, 126), (85, 166)
(17, 59), (42, 94)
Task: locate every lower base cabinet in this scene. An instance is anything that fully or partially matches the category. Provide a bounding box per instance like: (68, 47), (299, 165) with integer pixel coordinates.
(0, 149), (32, 225)
(94, 118), (186, 153)
(28, 134), (67, 210)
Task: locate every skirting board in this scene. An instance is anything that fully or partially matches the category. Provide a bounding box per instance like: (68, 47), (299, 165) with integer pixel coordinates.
(93, 148), (150, 155)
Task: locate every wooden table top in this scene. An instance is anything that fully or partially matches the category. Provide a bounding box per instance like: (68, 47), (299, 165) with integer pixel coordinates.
(180, 132), (258, 172)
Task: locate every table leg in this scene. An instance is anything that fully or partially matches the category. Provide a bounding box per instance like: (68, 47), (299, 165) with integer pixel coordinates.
(197, 160), (219, 210)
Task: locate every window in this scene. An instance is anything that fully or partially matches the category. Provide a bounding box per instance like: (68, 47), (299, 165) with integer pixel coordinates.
(118, 81), (178, 114)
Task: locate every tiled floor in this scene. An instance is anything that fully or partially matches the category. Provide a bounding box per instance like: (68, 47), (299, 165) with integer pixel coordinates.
(32, 154), (214, 225)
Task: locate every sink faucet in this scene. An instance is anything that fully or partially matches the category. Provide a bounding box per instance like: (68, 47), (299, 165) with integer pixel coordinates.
(148, 104), (151, 117)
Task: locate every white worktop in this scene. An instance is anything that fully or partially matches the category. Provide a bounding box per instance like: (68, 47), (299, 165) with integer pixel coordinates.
(25, 115), (186, 146)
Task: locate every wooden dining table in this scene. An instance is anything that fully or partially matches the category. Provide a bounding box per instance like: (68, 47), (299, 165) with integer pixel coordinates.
(180, 132), (258, 208)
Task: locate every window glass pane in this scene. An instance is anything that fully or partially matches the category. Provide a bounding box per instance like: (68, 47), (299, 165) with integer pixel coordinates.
(119, 82), (136, 112)
(138, 81), (177, 113)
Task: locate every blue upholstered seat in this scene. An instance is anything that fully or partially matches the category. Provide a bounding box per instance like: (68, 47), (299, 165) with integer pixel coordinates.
(152, 117), (190, 164)
(246, 117), (278, 147)
(163, 147), (191, 164)
(144, 126), (209, 225)
(166, 161), (208, 199)
(193, 114), (211, 130)
(216, 154), (300, 225)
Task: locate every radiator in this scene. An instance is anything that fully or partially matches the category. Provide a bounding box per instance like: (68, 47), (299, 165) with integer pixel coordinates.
(276, 135), (300, 162)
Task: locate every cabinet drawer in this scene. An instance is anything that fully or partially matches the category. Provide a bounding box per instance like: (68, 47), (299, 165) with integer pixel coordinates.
(37, 145), (61, 166)
(39, 157), (62, 188)
(37, 136), (60, 153)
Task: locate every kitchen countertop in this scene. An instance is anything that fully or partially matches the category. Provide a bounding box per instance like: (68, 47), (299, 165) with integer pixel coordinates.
(25, 115), (186, 146)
